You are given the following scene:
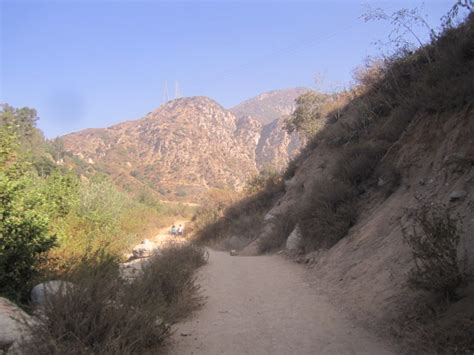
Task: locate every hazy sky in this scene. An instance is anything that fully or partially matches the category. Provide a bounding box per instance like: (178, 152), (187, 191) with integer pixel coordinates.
(1, 0), (454, 137)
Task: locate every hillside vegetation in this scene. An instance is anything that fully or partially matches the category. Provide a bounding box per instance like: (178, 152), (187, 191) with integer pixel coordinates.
(0, 104), (208, 353)
(193, 11), (474, 352)
(61, 92), (308, 202)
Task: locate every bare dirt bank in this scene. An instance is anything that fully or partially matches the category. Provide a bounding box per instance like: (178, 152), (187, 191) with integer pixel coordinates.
(167, 250), (395, 355)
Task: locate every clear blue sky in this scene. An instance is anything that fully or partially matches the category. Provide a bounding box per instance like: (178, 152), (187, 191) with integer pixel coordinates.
(1, 0), (454, 138)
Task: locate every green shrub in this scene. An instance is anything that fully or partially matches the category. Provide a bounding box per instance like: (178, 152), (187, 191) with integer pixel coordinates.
(284, 91), (331, 138)
(0, 174), (56, 301)
(0, 124), (56, 301)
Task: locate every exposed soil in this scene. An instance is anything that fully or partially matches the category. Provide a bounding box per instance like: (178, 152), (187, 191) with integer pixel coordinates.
(167, 250), (395, 355)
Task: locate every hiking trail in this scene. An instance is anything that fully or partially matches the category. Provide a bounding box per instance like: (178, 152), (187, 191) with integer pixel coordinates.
(167, 249), (394, 355)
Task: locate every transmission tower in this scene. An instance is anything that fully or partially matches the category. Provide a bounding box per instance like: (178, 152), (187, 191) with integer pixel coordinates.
(174, 81), (181, 99)
(163, 81), (169, 103)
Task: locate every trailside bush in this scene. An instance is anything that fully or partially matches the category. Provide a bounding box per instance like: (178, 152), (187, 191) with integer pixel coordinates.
(298, 180), (357, 251)
(0, 174), (56, 301)
(0, 124), (56, 301)
(333, 142), (388, 187)
(402, 204), (467, 301)
(23, 244), (207, 354)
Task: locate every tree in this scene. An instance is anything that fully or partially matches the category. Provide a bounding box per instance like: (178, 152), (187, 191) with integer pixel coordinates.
(285, 91), (329, 138)
(0, 124), (56, 301)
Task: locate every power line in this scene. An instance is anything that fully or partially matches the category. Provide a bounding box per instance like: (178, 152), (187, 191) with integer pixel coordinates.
(204, 24), (357, 86)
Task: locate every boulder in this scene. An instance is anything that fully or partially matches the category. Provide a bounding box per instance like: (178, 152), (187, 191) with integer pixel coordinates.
(31, 281), (75, 307)
(132, 239), (156, 259)
(264, 213), (276, 221)
(377, 177), (386, 187)
(0, 297), (34, 352)
(230, 250), (238, 256)
(286, 224), (303, 252)
(449, 190), (467, 201)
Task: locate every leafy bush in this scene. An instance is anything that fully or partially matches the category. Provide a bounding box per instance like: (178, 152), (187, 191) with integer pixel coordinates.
(285, 91), (331, 138)
(0, 174), (56, 301)
(0, 124), (56, 301)
(402, 204), (467, 301)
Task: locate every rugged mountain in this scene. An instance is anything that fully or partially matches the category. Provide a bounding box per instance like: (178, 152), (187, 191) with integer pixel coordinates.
(230, 88), (309, 169)
(62, 97), (257, 200)
(230, 88), (309, 126)
(255, 116), (303, 170)
(61, 93), (306, 201)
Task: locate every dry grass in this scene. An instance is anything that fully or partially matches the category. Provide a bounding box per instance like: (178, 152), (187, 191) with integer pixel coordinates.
(391, 203), (472, 353)
(392, 295), (474, 354)
(298, 180), (357, 251)
(333, 142), (388, 188)
(22, 244), (207, 354)
(402, 204), (467, 302)
(257, 216), (295, 254)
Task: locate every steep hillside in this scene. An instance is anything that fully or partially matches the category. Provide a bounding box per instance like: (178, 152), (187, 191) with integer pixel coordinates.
(61, 95), (305, 201)
(195, 13), (474, 352)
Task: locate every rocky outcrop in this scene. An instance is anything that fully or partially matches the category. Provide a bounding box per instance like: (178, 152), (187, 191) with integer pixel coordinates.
(256, 116), (302, 170)
(230, 88), (309, 126)
(131, 239), (157, 260)
(286, 224), (303, 252)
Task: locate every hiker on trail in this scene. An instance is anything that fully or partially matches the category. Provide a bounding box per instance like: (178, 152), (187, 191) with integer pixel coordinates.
(177, 224), (184, 237)
(170, 225), (177, 237)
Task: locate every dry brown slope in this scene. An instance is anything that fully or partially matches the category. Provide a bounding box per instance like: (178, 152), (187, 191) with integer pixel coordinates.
(265, 107), (474, 339)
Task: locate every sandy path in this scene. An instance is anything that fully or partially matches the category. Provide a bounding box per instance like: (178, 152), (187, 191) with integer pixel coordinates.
(168, 250), (394, 355)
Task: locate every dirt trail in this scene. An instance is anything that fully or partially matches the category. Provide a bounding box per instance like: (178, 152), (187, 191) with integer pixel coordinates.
(120, 221), (189, 279)
(168, 250), (394, 355)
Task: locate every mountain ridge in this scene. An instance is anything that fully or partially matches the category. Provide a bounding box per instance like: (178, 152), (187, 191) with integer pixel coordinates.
(61, 90), (306, 201)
